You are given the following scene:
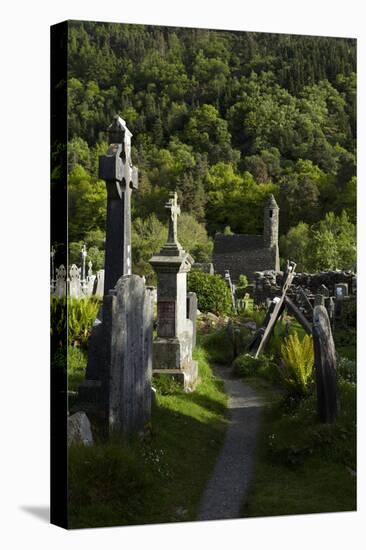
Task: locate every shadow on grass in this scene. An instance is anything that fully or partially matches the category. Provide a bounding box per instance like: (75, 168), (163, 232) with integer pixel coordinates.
(68, 402), (227, 529)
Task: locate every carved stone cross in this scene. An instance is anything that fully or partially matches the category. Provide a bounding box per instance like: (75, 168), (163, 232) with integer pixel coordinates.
(165, 192), (181, 245)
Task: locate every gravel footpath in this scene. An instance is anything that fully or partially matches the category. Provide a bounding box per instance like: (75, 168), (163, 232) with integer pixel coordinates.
(197, 365), (264, 521)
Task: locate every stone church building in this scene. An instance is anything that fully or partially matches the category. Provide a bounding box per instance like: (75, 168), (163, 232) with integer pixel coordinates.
(213, 194), (280, 282)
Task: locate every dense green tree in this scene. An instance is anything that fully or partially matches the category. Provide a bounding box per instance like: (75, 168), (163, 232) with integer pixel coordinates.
(280, 211), (356, 271)
(64, 22), (356, 277)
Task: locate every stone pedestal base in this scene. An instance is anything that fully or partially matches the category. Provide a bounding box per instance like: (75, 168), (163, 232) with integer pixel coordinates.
(153, 335), (198, 391)
(153, 362), (198, 392)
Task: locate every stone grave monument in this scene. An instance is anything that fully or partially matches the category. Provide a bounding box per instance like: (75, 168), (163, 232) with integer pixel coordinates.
(69, 264), (82, 298)
(54, 264), (66, 297)
(187, 292), (198, 349)
(312, 305), (339, 422)
(79, 116), (153, 436)
(150, 192), (198, 390)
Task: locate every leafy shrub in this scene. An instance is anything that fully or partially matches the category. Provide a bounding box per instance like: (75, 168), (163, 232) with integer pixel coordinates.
(233, 353), (276, 380)
(237, 274), (248, 288)
(337, 299), (356, 329)
(279, 333), (314, 397)
(243, 306), (266, 327)
(188, 271), (232, 316)
(337, 356), (356, 383)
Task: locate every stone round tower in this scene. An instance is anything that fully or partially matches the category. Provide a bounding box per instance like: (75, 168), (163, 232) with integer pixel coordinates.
(263, 194), (279, 249)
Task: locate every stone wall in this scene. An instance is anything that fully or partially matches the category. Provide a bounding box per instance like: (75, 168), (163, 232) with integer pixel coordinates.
(214, 245), (278, 282)
(253, 269), (356, 305)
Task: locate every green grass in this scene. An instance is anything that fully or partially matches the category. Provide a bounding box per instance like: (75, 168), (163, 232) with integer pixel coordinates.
(334, 327), (356, 361)
(196, 327), (234, 364)
(243, 378), (356, 517)
(67, 346), (88, 392)
(68, 345), (228, 528)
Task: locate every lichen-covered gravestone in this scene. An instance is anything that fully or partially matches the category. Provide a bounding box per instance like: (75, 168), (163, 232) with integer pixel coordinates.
(312, 305), (339, 423)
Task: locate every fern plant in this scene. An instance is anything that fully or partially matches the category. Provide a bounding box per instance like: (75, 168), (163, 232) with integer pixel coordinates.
(51, 296), (100, 347)
(279, 333), (314, 397)
(68, 297), (100, 346)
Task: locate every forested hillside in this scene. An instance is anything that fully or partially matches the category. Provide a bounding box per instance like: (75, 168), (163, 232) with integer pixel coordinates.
(64, 21), (356, 277)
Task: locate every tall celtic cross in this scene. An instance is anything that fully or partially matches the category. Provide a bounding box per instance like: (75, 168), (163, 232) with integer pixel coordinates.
(166, 192), (181, 245)
(99, 115), (138, 294)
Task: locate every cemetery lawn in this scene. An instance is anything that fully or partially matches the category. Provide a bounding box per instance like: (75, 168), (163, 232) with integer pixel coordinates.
(242, 377), (356, 517)
(68, 345), (228, 528)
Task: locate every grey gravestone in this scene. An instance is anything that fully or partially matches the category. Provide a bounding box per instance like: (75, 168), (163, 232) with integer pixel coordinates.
(54, 264), (66, 297)
(68, 411), (93, 446)
(312, 305), (339, 423)
(335, 283), (348, 298)
(86, 275), (96, 297)
(103, 275), (153, 434)
(334, 282), (348, 316)
(94, 269), (105, 298)
(80, 276), (153, 436)
(187, 292), (198, 348)
(150, 192), (198, 390)
(193, 262), (214, 275)
(69, 264), (82, 298)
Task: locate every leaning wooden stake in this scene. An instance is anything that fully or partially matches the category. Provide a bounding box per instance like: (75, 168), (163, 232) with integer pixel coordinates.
(250, 260), (296, 357)
(312, 305), (339, 423)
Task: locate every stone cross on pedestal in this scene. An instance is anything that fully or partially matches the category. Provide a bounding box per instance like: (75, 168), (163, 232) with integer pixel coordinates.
(162, 192), (183, 256)
(99, 115), (138, 295)
(149, 193), (198, 391)
(166, 192), (181, 246)
(80, 118), (154, 438)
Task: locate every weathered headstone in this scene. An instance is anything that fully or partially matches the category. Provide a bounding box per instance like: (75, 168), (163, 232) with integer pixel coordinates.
(312, 305), (339, 423)
(68, 411), (93, 446)
(103, 276), (153, 434)
(193, 262), (214, 275)
(334, 282), (348, 316)
(150, 192), (198, 390)
(93, 269), (105, 298)
(187, 292), (198, 348)
(54, 264), (66, 297)
(69, 264), (82, 298)
(86, 274), (96, 297)
(335, 282), (348, 298)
